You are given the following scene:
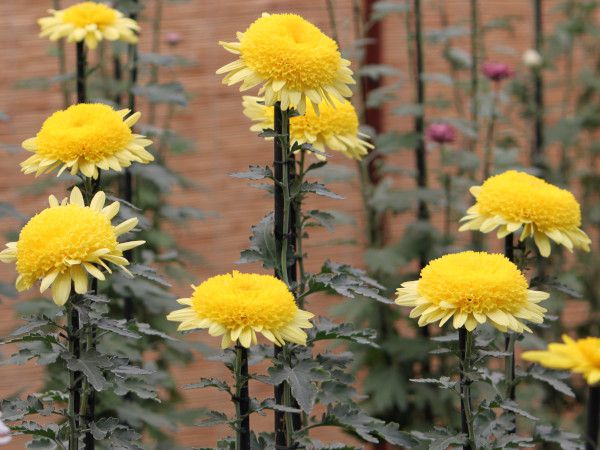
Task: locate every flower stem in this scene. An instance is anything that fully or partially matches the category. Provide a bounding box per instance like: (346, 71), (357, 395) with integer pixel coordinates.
(531, 0), (545, 174)
(586, 385), (600, 450)
(470, 0), (479, 141)
(66, 300), (81, 450)
(76, 42), (86, 104)
(234, 344), (250, 450)
(459, 327), (475, 450)
(504, 233), (517, 434)
(482, 86), (497, 181)
(52, 0), (70, 108)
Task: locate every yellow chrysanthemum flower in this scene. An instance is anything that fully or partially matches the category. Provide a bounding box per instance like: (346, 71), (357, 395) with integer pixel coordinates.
(217, 13), (354, 115)
(0, 187), (143, 306)
(21, 104), (153, 179)
(523, 335), (600, 385)
(167, 271), (314, 349)
(459, 170), (591, 257)
(243, 96), (372, 160)
(38, 1), (139, 50)
(395, 251), (549, 332)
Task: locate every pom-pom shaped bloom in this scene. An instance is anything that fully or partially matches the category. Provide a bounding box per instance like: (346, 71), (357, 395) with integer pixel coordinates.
(426, 123), (455, 144)
(0, 188), (143, 306)
(167, 271), (314, 348)
(395, 251), (549, 332)
(523, 335), (600, 385)
(522, 49), (543, 69)
(21, 103), (153, 179)
(0, 414), (10, 446)
(243, 95), (372, 160)
(217, 13), (354, 115)
(38, 1), (139, 50)
(459, 170), (591, 257)
(482, 62), (513, 82)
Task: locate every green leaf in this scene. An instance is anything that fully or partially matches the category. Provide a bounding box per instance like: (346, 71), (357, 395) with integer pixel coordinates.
(132, 82), (188, 106)
(230, 165), (273, 181)
(64, 350), (113, 391)
(238, 213), (278, 269)
(523, 366), (575, 397)
(267, 360), (329, 412)
(311, 317), (379, 347)
(296, 181), (343, 200)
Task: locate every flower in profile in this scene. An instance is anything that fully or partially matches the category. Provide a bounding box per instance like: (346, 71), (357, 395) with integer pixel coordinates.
(395, 251), (548, 332)
(243, 95), (372, 160)
(217, 13), (354, 115)
(164, 31), (182, 46)
(482, 62), (513, 82)
(0, 188), (143, 306)
(522, 49), (543, 69)
(38, 1), (139, 50)
(167, 271), (314, 348)
(459, 170), (591, 257)
(426, 123), (455, 144)
(21, 103), (153, 179)
(523, 335), (600, 385)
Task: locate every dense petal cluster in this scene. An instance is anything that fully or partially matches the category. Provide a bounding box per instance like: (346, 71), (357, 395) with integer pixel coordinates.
(217, 13), (354, 115)
(0, 188), (143, 306)
(243, 95), (372, 160)
(482, 62), (513, 82)
(167, 271), (314, 348)
(21, 104), (153, 179)
(395, 251), (548, 332)
(425, 123), (455, 144)
(523, 335), (600, 385)
(38, 1), (139, 49)
(459, 170), (591, 257)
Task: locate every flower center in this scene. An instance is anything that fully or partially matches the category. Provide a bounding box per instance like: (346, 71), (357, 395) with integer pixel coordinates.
(240, 14), (341, 91)
(291, 99), (359, 137)
(62, 2), (118, 28)
(16, 205), (117, 284)
(477, 170), (581, 231)
(417, 252), (529, 314)
(191, 272), (297, 330)
(35, 104), (132, 163)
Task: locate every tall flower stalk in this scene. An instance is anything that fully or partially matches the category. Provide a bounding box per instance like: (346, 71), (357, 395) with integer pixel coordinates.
(459, 328), (474, 450)
(531, 0), (545, 173)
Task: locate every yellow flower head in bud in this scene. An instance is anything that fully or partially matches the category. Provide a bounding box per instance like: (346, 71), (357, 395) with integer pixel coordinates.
(243, 96), (372, 160)
(38, 1), (139, 50)
(523, 335), (600, 386)
(395, 251), (549, 333)
(459, 170), (591, 257)
(167, 271), (314, 349)
(217, 13), (355, 115)
(21, 104), (153, 179)
(0, 188), (144, 306)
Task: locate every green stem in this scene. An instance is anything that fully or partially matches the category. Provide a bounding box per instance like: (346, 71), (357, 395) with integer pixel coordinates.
(234, 345), (250, 450)
(52, 0), (70, 108)
(279, 107), (292, 286)
(148, 0), (164, 125)
(459, 328), (475, 449)
(482, 87), (498, 181)
(295, 152), (307, 304)
(67, 300), (80, 450)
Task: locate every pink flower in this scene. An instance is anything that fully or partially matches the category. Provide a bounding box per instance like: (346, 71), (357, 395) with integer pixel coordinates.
(164, 31), (182, 46)
(482, 62), (514, 82)
(426, 123), (455, 144)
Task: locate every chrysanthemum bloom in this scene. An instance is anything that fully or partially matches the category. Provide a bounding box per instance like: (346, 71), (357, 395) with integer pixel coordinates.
(459, 170), (591, 257)
(482, 62), (514, 82)
(38, 1), (139, 50)
(21, 103), (153, 179)
(167, 271), (314, 348)
(523, 335), (600, 385)
(395, 251), (549, 332)
(242, 95), (372, 160)
(164, 31), (182, 46)
(0, 414), (10, 446)
(0, 188), (143, 306)
(425, 123), (455, 144)
(217, 13), (354, 115)
(522, 49), (543, 69)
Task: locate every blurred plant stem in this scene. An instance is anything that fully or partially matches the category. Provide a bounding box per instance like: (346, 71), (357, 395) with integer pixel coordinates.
(52, 0), (70, 108)
(459, 328), (475, 450)
(531, 0), (546, 174)
(148, 0), (164, 125)
(481, 86), (498, 181)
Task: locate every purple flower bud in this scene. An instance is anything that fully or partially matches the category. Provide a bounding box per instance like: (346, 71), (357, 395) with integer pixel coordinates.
(164, 31), (182, 46)
(426, 123), (455, 144)
(482, 62), (514, 82)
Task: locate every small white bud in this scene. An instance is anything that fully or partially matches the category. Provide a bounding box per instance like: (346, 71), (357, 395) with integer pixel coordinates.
(523, 49), (543, 69)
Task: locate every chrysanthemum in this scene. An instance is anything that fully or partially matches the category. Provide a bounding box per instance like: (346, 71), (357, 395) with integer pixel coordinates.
(243, 95), (372, 160)
(459, 170), (591, 257)
(395, 251), (549, 332)
(217, 13), (354, 115)
(523, 335), (600, 385)
(0, 188), (143, 306)
(167, 271), (314, 348)
(21, 103), (153, 179)
(38, 1), (139, 50)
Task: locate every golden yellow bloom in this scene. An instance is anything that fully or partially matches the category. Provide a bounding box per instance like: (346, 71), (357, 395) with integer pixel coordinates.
(459, 170), (591, 257)
(0, 188), (143, 306)
(38, 1), (139, 50)
(167, 271), (314, 349)
(395, 251), (548, 332)
(21, 104), (153, 179)
(523, 335), (600, 385)
(217, 13), (354, 115)
(243, 96), (372, 160)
